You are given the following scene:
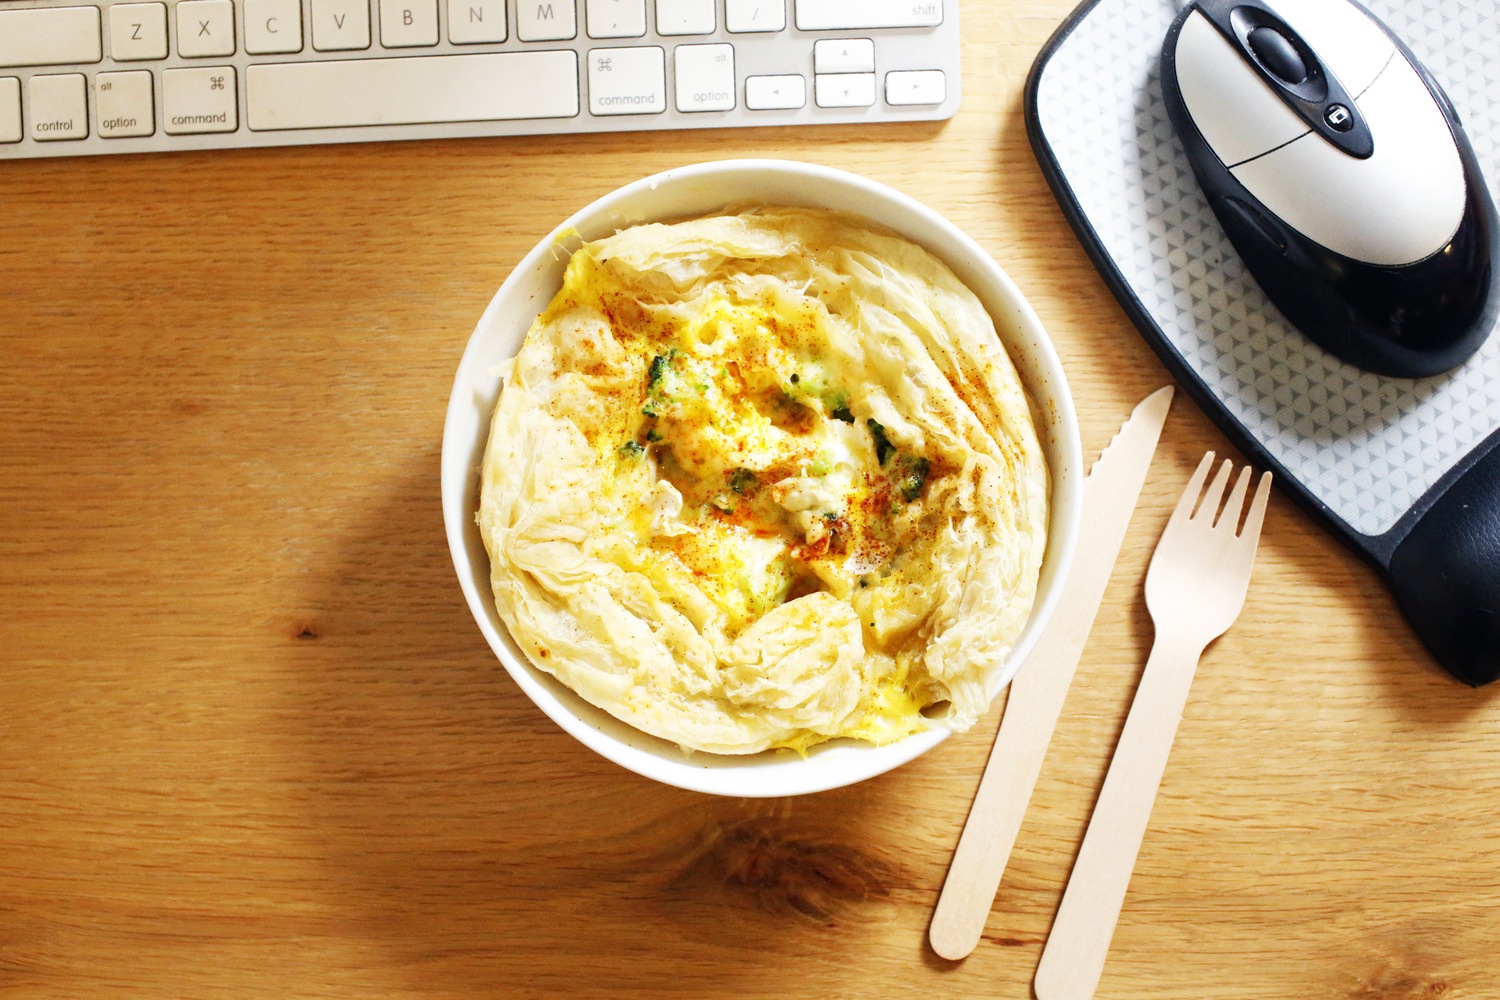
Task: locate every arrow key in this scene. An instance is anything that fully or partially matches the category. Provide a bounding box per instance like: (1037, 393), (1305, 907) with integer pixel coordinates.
(814, 71), (874, 108)
(745, 73), (805, 109)
(885, 69), (944, 106)
(813, 38), (873, 74)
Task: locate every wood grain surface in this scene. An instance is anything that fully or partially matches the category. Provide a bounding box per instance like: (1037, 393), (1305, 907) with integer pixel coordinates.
(3, 3), (1497, 997)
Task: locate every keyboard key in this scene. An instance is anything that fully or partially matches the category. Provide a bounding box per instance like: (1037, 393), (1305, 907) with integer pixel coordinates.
(814, 72), (873, 108)
(813, 38), (872, 74)
(0, 7), (102, 68)
(178, 0), (237, 57)
(725, 0), (784, 32)
(795, 0), (941, 30)
(163, 66), (238, 132)
(1, 78), (22, 143)
(312, 0), (371, 50)
(96, 70), (155, 136)
(587, 46), (663, 115)
(517, 0), (576, 41)
(656, 0), (713, 35)
(586, 0), (645, 39)
(885, 69), (944, 105)
(379, 0), (438, 46)
(30, 73), (89, 140)
(247, 50), (579, 128)
(744, 73), (803, 110)
(109, 3), (169, 61)
(675, 43), (733, 112)
(448, 0), (507, 43)
(245, 0), (304, 54)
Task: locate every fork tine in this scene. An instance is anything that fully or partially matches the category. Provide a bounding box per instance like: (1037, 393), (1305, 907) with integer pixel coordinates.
(1217, 464), (1253, 531)
(1239, 469), (1274, 544)
(1195, 458), (1235, 522)
(1170, 451), (1216, 528)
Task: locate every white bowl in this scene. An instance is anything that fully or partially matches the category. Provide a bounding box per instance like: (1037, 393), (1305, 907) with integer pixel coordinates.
(442, 160), (1082, 797)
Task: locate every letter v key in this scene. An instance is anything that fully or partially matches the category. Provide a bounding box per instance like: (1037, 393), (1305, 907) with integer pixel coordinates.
(313, 0), (370, 50)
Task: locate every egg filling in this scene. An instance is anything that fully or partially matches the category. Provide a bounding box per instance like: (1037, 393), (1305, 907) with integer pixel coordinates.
(479, 207), (1049, 755)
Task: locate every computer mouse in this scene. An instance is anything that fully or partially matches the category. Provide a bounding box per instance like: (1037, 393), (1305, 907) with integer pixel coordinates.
(1160, 0), (1499, 378)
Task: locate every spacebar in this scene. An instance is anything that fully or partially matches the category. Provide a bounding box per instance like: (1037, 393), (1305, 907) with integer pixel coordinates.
(246, 51), (580, 131)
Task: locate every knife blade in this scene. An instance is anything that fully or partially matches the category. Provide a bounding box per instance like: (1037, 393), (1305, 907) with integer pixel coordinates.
(928, 385), (1174, 961)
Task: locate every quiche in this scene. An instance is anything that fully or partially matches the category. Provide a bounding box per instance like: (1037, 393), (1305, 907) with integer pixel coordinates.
(478, 207), (1048, 754)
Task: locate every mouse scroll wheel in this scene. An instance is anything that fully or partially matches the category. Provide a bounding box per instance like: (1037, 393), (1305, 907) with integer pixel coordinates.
(1248, 26), (1308, 84)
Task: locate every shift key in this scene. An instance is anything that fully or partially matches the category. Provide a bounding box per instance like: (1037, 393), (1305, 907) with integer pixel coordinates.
(794, 0), (941, 30)
(0, 6), (102, 68)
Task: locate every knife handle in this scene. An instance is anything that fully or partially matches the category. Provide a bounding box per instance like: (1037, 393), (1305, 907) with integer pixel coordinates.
(927, 664), (1071, 960)
(1032, 628), (1203, 1000)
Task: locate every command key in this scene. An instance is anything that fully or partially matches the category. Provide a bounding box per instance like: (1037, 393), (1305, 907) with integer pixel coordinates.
(163, 66), (238, 133)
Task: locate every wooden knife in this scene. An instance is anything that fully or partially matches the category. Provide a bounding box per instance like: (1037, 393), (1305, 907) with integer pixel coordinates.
(928, 385), (1174, 961)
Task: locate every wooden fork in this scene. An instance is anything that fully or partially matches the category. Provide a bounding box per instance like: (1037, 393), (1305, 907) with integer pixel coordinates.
(1033, 452), (1272, 1000)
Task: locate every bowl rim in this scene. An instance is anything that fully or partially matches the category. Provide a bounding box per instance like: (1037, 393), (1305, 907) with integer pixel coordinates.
(441, 158), (1082, 796)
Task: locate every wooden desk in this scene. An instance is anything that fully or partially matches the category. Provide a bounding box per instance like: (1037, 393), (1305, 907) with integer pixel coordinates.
(3, 3), (1496, 996)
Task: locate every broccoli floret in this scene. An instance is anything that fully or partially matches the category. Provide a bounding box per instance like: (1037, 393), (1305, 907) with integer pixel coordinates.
(728, 468), (757, 495)
(899, 457), (929, 502)
(647, 353), (671, 387)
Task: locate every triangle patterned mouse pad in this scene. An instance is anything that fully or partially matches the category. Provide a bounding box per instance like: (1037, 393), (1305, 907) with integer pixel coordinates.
(1026, 0), (1500, 565)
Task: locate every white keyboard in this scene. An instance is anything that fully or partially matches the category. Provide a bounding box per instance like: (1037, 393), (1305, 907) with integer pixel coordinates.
(0, 0), (960, 159)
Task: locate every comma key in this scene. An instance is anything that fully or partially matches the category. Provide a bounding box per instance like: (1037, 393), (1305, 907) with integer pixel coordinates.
(585, 0), (646, 39)
(163, 66), (239, 134)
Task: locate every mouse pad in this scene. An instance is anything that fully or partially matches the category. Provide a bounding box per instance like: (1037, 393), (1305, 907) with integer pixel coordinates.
(1026, 0), (1500, 565)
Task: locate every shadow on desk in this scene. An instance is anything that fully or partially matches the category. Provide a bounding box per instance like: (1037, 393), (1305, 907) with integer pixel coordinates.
(274, 438), (962, 996)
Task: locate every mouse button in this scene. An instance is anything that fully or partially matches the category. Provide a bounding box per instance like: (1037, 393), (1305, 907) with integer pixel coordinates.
(1355, 50), (1468, 235)
(1247, 25), (1307, 84)
(1230, 76), (1465, 268)
(1266, 0), (1394, 95)
(1174, 11), (1309, 166)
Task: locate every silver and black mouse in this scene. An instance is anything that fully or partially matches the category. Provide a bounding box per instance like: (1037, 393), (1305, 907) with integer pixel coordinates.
(1160, 0), (1499, 378)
